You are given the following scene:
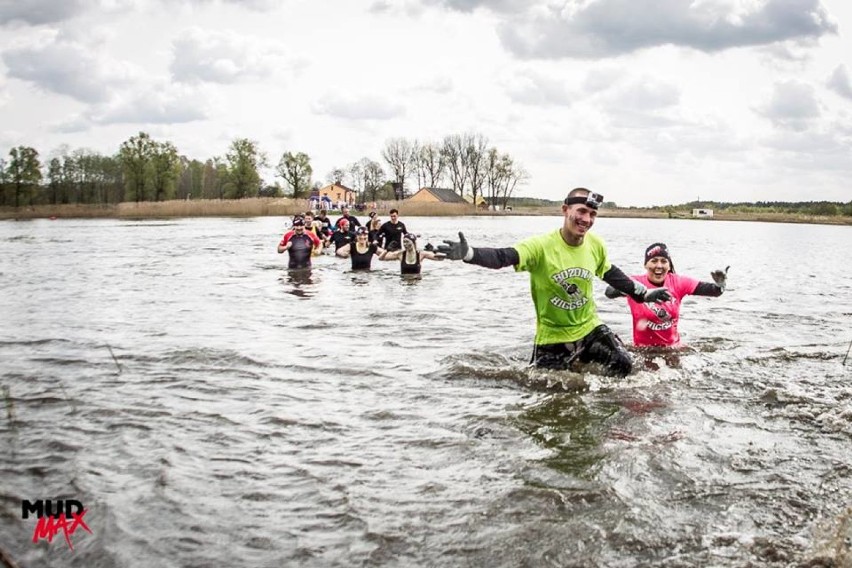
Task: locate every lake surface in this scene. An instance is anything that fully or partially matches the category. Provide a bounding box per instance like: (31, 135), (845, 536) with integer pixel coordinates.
(1, 215), (851, 567)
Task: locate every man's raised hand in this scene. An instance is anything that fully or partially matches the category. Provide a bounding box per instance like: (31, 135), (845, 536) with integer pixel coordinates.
(644, 287), (672, 304)
(437, 231), (471, 261)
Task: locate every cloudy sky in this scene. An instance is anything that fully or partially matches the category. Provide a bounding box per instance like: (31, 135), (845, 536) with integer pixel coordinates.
(1, 0), (850, 206)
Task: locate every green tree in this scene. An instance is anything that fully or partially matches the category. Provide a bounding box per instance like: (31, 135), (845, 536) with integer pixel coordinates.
(149, 141), (180, 201)
(224, 138), (267, 199)
(177, 157), (205, 200)
(0, 158), (8, 207)
(7, 146), (42, 207)
(276, 151), (313, 199)
(119, 132), (155, 202)
(47, 156), (69, 205)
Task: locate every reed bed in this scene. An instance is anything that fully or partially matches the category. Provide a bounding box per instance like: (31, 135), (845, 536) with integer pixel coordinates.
(1, 198), (849, 225)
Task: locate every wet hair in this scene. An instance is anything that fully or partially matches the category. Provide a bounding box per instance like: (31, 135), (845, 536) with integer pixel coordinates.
(390, 208), (399, 215)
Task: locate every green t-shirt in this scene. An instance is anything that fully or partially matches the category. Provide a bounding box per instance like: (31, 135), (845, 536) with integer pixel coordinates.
(514, 229), (611, 345)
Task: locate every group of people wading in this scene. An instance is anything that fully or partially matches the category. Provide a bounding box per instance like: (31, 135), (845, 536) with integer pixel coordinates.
(276, 206), (443, 276)
(278, 188), (729, 376)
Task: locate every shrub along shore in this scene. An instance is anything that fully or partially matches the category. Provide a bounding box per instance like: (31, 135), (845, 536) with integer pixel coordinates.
(0, 197), (850, 226)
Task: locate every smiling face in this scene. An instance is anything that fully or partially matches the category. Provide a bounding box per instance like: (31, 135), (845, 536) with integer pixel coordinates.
(561, 201), (597, 243)
(645, 256), (671, 285)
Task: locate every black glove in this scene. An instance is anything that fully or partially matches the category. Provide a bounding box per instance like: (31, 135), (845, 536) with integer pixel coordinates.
(436, 231), (471, 261)
(605, 286), (625, 299)
(644, 287), (672, 303)
(711, 266), (730, 290)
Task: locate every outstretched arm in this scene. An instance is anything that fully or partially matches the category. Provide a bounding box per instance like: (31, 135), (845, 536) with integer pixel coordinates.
(436, 232), (519, 269)
(604, 285), (625, 299)
(420, 251), (444, 262)
(693, 266), (729, 297)
(603, 265), (672, 303)
(336, 243), (352, 258)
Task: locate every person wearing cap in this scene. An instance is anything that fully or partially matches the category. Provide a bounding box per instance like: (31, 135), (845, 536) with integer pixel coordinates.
(380, 232), (443, 275)
(329, 217), (356, 252)
(335, 206), (361, 230)
(436, 187), (672, 377)
(377, 208), (407, 251)
(277, 216), (322, 269)
(336, 226), (386, 270)
(604, 243), (728, 348)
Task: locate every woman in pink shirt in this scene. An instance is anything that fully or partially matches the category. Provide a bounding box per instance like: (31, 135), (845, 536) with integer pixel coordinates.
(605, 242), (728, 347)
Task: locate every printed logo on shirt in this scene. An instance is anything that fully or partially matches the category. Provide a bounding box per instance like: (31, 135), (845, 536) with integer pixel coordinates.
(549, 267), (591, 311)
(651, 305), (671, 321)
(646, 320), (673, 331)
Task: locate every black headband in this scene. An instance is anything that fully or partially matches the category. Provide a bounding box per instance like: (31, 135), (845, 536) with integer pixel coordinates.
(644, 242), (675, 273)
(563, 192), (604, 210)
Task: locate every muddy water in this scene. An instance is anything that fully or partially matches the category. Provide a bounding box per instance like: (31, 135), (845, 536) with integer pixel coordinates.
(1, 215), (850, 567)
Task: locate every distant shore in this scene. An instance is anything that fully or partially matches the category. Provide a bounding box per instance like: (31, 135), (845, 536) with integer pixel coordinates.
(1, 197), (850, 226)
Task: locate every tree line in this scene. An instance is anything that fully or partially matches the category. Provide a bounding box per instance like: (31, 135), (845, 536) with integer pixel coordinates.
(672, 200), (852, 217)
(0, 131), (528, 210)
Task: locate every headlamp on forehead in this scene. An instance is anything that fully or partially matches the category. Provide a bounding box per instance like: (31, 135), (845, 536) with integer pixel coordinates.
(563, 192), (604, 210)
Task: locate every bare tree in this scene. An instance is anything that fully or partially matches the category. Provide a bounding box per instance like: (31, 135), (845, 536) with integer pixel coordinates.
(465, 133), (489, 207)
(485, 149), (528, 210)
(417, 142), (445, 188)
(381, 138), (416, 198)
(326, 167), (346, 186)
(440, 134), (468, 196)
(500, 159), (528, 210)
(485, 147), (505, 209)
(361, 159), (385, 202)
(347, 161), (363, 199)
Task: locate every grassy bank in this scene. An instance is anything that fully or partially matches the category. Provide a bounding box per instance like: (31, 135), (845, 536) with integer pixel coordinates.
(1, 198), (850, 226)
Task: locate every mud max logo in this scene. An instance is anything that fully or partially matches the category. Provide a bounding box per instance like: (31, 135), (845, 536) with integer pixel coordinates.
(22, 499), (93, 550)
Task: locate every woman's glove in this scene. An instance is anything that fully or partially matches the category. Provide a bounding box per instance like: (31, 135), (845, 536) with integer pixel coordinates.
(711, 266), (730, 290)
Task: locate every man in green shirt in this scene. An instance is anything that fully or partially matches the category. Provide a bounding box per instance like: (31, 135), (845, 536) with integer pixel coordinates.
(437, 187), (671, 377)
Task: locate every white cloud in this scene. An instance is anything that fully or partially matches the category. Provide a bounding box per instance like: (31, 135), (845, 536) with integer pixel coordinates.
(758, 80), (821, 130)
(0, 0), (90, 25)
(504, 69), (574, 106)
(491, 0), (838, 59)
(170, 27), (290, 84)
(2, 33), (140, 103)
(89, 83), (211, 124)
(602, 78), (681, 112)
(827, 64), (852, 99)
(312, 93), (406, 120)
